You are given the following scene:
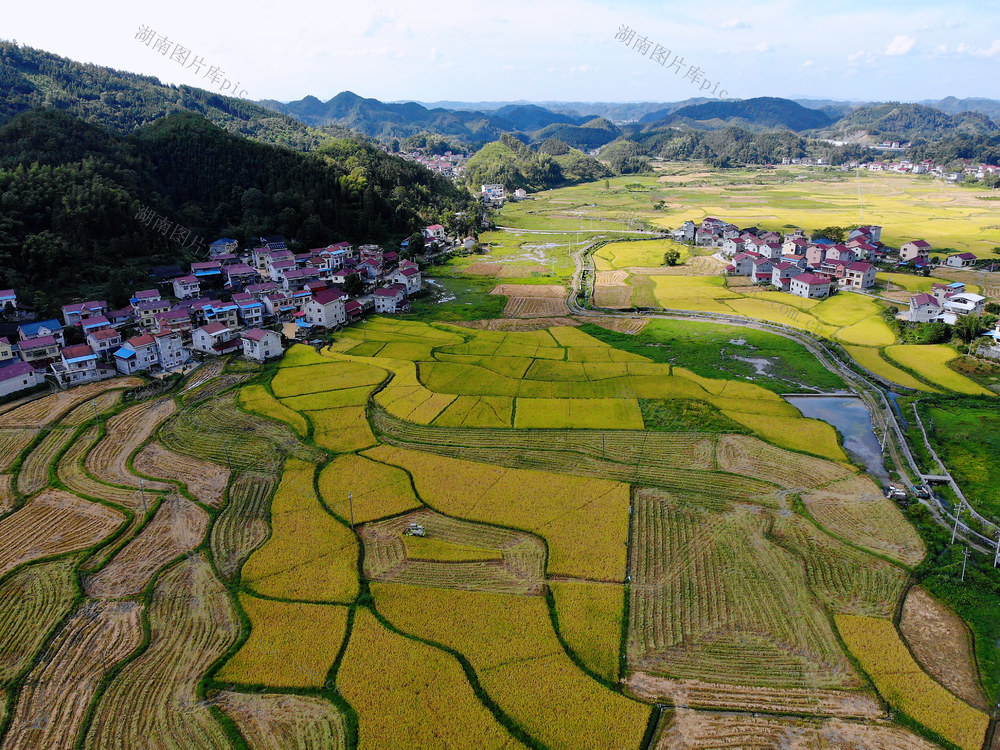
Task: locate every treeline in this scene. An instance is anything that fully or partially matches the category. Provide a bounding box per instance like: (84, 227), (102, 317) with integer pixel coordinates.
(0, 109), (469, 305)
(610, 126), (808, 167)
(0, 41), (339, 150)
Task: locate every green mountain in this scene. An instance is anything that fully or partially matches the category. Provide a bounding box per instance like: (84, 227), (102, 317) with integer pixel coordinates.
(0, 41), (342, 150)
(640, 97), (835, 132)
(825, 103), (998, 141)
(463, 134), (610, 192)
(0, 109), (468, 305)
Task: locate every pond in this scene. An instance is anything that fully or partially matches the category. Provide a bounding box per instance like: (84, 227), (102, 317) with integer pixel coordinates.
(784, 395), (888, 482)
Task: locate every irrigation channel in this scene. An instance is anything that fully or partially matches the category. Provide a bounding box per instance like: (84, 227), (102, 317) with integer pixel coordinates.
(564, 235), (1000, 557)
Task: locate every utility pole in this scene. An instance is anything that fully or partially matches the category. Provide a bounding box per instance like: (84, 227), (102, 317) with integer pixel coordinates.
(951, 500), (964, 545)
(138, 479), (147, 515)
(348, 492), (355, 530)
(961, 546), (970, 582)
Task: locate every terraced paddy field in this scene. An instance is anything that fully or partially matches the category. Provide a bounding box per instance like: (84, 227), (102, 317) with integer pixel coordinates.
(0, 326), (989, 749)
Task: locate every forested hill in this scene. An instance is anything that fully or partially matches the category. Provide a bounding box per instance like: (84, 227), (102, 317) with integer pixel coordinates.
(0, 109), (468, 307)
(0, 42), (344, 150)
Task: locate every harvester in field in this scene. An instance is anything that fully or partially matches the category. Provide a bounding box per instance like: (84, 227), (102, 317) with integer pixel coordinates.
(402, 522), (426, 537)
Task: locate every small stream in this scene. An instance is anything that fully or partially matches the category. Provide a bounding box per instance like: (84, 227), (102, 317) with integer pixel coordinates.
(784, 395), (888, 482)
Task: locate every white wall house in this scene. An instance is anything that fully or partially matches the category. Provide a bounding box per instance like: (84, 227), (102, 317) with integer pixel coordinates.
(908, 293), (941, 323)
(0, 362), (44, 398)
(303, 289), (347, 328)
(242, 328), (283, 363)
(788, 273), (832, 300)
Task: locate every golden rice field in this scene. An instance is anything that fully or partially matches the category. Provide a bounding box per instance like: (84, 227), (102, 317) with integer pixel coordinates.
(374, 583), (652, 750)
(549, 581), (625, 683)
(339, 608), (524, 749)
(241, 458), (359, 602)
(836, 615), (989, 750)
(216, 594), (349, 688)
(884, 344), (995, 395)
(842, 345), (941, 392)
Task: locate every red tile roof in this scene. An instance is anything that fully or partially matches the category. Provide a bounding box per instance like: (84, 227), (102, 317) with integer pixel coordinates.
(793, 273), (830, 286)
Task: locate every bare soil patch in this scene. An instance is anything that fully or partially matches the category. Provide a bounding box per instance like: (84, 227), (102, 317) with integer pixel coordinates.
(133, 441), (230, 507)
(900, 586), (988, 710)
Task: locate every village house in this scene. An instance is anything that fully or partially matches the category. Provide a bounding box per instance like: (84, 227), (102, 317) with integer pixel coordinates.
(849, 225), (883, 243)
(18, 319), (65, 347)
(728, 251), (761, 276)
(750, 257), (775, 284)
(345, 299), (364, 323)
(818, 259), (851, 284)
(81, 316), (112, 337)
(282, 267), (321, 292)
(842, 262), (877, 290)
(260, 235), (288, 251)
(233, 295), (265, 328)
(61, 300), (108, 327)
(0, 362), (45, 398)
(900, 240), (932, 262)
(770, 262), (805, 291)
(823, 245), (855, 263)
(130, 289), (161, 306)
(480, 184), (505, 202)
(0, 337), (14, 363)
(908, 293), (941, 322)
(721, 237), (744, 256)
(241, 328), (283, 363)
(225, 263), (258, 290)
(192, 323), (240, 356)
(154, 332), (188, 370)
(789, 273), (832, 300)
(172, 275), (201, 299)
(134, 299), (172, 330)
(941, 292), (986, 318)
(86, 328), (122, 360)
(113, 334), (160, 375)
(931, 282), (966, 303)
(946, 252), (977, 268)
(805, 244), (827, 267)
(0, 289), (16, 315)
(107, 306), (134, 327)
(52, 344), (107, 386)
(268, 259), (297, 283)
(209, 238), (239, 257)
(388, 265), (422, 295)
(669, 221), (696, 242)
(782, 237), (809, 256)
(423, 224), (447, 242)
(191, 299), (239, 330)
(154, 309), (193, 336)
(18, 335), (61, 366)
(373, 287), (407, 313)
(304, 288), (347, 328)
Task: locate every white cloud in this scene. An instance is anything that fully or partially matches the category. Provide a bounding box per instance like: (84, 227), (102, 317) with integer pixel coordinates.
(977, 39), (1000, 57)
(935, 44), (948, 54)
(847, 50), (864, 61)
(754, 41), (772, 53)
(884, 35), (916, 56)
(799, 60), (814, 69)
(957, 42), (970, 54)
(721, 18), (749, 29)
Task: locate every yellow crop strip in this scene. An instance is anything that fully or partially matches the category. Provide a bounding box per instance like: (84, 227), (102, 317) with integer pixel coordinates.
(239, 384), (309, 436)
(550, 581), (625, 682)
(842, 345), (939, 392)
(241, 459), (359, 602)
(836, 615), (989, 750)
(373, 584), (651, 750)
(338, 608), (524, 749)
(305, 407), (378, 452)
(885, 345), (994, 395)
(318, 453), (421, 524)
(217, 594), (348, 688)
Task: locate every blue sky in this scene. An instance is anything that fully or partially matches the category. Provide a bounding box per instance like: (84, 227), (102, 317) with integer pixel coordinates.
(6, 0), (1000, 103)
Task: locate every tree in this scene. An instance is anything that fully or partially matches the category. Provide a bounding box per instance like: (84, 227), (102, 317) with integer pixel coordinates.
(953, 314), (985, 344)
(663, 248), (681, 267)
(985, 302), (1000, 315)
(921, 266), (931, 277)
(813, 226), (846, 243)
(342, 273), (365, 297)
(408, 232), (425, 255)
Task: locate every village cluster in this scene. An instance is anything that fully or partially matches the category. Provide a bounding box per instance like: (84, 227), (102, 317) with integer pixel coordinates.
(672, 217), (990, 324)
(390, 149), (469, 179)
(782, 154), (1000, 183)
(0, 229), (441, 398)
